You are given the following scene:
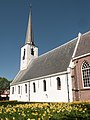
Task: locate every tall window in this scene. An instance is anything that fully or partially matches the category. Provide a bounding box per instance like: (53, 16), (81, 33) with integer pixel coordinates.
(25, 84), (27, 93)
(21, 86), (22, 95)
(82, 61), (90, 87)
(23, 49), (26, 60)
(43, 80), (46, 91)
(31, 48), (34, 55)
(33, 83), (36, 92)
(57, 77), (61, 90)
(18, 86), (20, 94)
(12, 87), (14, 94)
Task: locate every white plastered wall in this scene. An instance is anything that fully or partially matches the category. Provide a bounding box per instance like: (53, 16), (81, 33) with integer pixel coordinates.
(10, 82), (29, 102)
(10, 72), (73, 102)
(30, 73), (71, 102)
(20, 44), (38, 70)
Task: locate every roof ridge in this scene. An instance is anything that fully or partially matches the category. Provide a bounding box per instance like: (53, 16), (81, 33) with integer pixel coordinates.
(38, 31), (90, 59)
(82, 31), (90, 36)
(38, 36), (78, 58)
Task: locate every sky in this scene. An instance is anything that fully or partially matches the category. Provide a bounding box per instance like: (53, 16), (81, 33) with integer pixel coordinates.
(0, 0), (90, 80)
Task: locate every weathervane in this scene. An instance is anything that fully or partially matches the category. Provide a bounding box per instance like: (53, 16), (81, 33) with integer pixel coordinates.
(30, 3), (32, 8)
(27, 0), (32, 9)
(30, 3), (32, 13)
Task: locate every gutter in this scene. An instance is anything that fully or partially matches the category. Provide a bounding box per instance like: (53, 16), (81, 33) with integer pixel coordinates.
(28, 81), (30, 101)
(10, 71), (68, 86)
(66, 73), (70, 102)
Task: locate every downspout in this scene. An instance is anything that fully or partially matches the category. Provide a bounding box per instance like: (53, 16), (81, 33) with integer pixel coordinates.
(66, 73), (70, 102)
(28, 81), (30, 102)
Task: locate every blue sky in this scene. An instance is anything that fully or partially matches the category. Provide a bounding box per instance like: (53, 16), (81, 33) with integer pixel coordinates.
(0, 0), (90, 80)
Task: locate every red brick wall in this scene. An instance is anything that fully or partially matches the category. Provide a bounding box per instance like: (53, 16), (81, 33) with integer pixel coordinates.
(72, 55), (90, 101)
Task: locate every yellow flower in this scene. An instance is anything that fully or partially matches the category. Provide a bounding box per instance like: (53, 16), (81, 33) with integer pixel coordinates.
(5, 118), (9, 120)
(38, 118), (40, 120)
(27, 118), (30, 120)
(13, 117), (15, 120)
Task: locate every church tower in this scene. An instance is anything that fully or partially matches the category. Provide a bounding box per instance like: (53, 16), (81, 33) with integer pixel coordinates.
(20, 7), (38, 70)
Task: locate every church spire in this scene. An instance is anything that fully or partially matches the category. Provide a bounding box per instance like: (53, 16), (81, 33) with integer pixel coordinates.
(20, 5), (38, 71)
(25, 5), (34, 45)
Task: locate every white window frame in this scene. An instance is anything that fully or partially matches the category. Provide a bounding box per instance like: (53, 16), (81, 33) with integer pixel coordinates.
(82, 61), (90, 88)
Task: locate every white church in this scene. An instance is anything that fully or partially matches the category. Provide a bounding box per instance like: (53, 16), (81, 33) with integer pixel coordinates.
(10, 8), (90, 102)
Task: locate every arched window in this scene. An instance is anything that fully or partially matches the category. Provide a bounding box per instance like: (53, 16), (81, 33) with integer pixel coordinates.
(33, 82), (36, 92)
(25, 84), (27, 93)
(12, 87), (14, 94)
(82, 61), (90, 87)
(18, 86), (20, 94)
(57, 77), (61, 90)
(43, 80), (46, 91)
(31, 48), (34, 55)
(23, 49), (26, 60)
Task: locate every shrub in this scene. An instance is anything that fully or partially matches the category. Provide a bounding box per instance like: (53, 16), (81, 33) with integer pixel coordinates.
(0, 101), (90, 120)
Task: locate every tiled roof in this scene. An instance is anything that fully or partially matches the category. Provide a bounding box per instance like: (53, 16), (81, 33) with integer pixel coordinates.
(74, 31), (90, 58)
(11, 38), (77, 85)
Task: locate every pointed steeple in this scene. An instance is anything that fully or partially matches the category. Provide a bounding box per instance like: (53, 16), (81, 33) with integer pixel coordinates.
(20, 5), (38, 71)
(25, 5), (34, 45)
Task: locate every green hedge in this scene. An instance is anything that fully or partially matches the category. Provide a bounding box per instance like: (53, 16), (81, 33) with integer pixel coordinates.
(0, 100), (31, 106)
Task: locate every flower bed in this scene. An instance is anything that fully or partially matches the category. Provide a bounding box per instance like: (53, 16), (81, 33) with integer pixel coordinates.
(0, 101), (90, 120)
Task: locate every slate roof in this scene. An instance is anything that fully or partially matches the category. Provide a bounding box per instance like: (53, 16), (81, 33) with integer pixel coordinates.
(11, 38), (77, 85)
(74, 31), (90, 58)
